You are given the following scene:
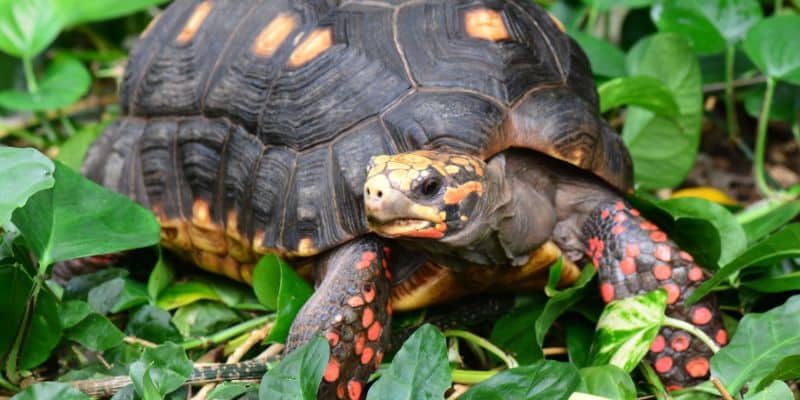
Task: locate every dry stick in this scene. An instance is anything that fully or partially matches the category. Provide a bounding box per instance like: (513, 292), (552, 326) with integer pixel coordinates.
(711, 377), (734, 400)
(543, 347), (568, 356)
(445, 384), (471, 400)
(191, 322), (273, 400)
(702, 76), (767, 93)
(123, 336), (157, 348)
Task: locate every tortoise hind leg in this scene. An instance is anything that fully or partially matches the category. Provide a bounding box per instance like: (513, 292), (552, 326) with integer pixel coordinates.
(582, 200), (727, 390)
(286, 236), (391, 400)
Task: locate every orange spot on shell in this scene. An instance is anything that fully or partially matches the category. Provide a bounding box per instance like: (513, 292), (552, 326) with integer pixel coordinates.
(715, 329), (728, 345)
(360, 347), (374, 365)
(326, 331), (340, 347)
(323, 358), (340, 382)
(362, 307), (374, 328)
(625, 244), (640, 258)
(670, 333), (690, 352)
(252, 13), (297, 57)
(650, 231), (667, 242)
(653, 264), (672, 280)
(650, 335), (665, 352)
(685, 357), (710, 378)
(688, 267), (703, 281)
(600, 283), (615, 303)
(611, 225), (625, 235)
(368, 321), (382, 341)
(443, 181), (484, 205)
(347, 380), (362, 400)
(663, 284), (680, 304)
(464, 8), (510, 42)
(288, 28), (333, 67)
(654, 356), (673, 373)
(347, 296), (365, 307)
(691, 306), (712, 325)
(620, 257), (636, 275)
(654, 245), (672, 262)
(176, 1), (212, 44)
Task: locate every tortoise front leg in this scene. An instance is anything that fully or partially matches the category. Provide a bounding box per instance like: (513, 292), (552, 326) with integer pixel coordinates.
(286, 236), (391, 400)
(582, 200), (727, 390)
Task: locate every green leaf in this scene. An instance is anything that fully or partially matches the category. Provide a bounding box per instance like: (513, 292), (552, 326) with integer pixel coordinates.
(56, 121), (107, 171)
(711, 295), (800, 394)
(0, 0), (65, 57)
(0, 57), (91, 111)
(252, 254), (313, 343)
(688, 224), (800, 304)
(0, 147), (54, 226)
(148, 253), (175, 300)
(584, 0), (655, 11)
(591, 289), (667, 372)
(11, 382), (91, 400)
(89, 278), (149, 314)
(60, 299), (93, 329)
(126, 305), (182, 344)
(208, 382), (258, 400)
(65, 313), (124, 351)
(129, 343), (193, 398)
(743, 16), (800, 85)
(535, 265), (595, 347)
(12, 161), (160, 268)
(579, 365), (637, 400)
(490, 297), (545, 365)
(652, 0), (762, 52)
(598, 76), (680, 116)
(62, 0), (169, 26)
(0, 265), (38, 361)
(156, 281), (222, 310)
(172, 301), (241, 338)
(622, 33), (703, 189)
(460, 360), (584, 400)
(367, 324), (450, 400)
(742, 270), (800, 293)
(259, 335), (329, 400)
(753, 354), (800, 392)
(566, 317), (595, 368)
(568, 31), (626, 78)
(22, 282), (62, 370)
(738, 199), (800, 243)
(744, 381), (794, 400)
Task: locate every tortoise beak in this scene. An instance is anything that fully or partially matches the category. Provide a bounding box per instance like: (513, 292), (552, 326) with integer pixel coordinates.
(364, 175), (445, 238)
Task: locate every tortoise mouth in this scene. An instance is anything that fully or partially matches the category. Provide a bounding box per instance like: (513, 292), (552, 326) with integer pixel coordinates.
(369, 218), (444, 239)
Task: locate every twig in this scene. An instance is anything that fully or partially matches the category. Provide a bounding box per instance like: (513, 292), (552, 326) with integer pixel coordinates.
(662, 317), (720, 353)
(711, 377), (734, 400)
(444, 330), (518, 369)
(543, 347), (568, 356)
(446, 384), (471, 400)
(123, 336), (157, 348)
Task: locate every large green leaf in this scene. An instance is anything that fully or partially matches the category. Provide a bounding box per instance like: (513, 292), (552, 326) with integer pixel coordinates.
(460, 360), (584, 400)
(0, 57), (90, 111)
(172, 301), (241, 338)
(490, 297), (546, 365)
(622, 33), (703, 189)
(711, 295), (800, 394)
(568, 30), (626, 78)
(738, 199), (800, 243)
(598, 76), (680, 116)
(652, 0), (762, 53)
(753, 355), (800, 392)
(0, 147), (54, 226)
(11, 161), (160, 268)
(688, 224), (800, 304)
(579, 365), (636, 400)
(252, 254), (313, 343)
(591, 290), (667, 372)
(744, 381), (793, 400)
(11, 382), (90, 400)
(65, 313), (124, 351)
(129, 343), (193, 398)
(743, 16), (800, 85)
(259, 335), (329, 400)
(367, 324), (450, 400)
(56, 121), (107, 171)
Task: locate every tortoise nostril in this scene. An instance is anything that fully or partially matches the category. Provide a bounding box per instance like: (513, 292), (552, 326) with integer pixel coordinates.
(366, 188), (371, 195)
(377, 190), (383, 198)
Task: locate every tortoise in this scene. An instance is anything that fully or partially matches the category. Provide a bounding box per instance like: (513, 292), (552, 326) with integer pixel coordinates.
(82, 0), (726, 397)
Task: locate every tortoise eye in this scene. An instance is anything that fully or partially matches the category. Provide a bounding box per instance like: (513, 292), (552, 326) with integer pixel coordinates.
(419, 177), (443, 198)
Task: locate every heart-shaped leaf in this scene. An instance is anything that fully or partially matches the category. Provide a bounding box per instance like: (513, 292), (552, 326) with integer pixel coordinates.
(126, 305), (182, 344)
(0, 146), (54, 226)
(579, 365), (637, 400)
(12, 161), (160, 269)
(259, 334), (329, 400)
(129, 342), (193, 398)
(252, 254), (313, 343)
(591, 289), (667, 372)
(0, 57), (90, 111)
(568, 30), (626, 78)
(65, 313), (124, 351)
(172, 301), (241, 338)
(652, 0), (762, 53)
(460, 360), (584, 400)
(743, 16), (800, 85)
(367, 324), (451, 400)
(598, 76), (680, 116)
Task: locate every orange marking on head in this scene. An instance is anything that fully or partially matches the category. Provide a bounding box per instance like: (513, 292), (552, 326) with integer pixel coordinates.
(691, 306), (712, 325)
(625, 244), (640, 258)
(613, 213), (627, 223)
(670, 334), (690, 352)
(663, 284), (680, 304)
(650, 335), (665, 352)
(653, 264), (672, 280)
(715, 329), (728, 345)
(360, 346), (374, 365)
(443, 181), (484, 205)
(288, 27), (333, 67)
(252, 13), (297, 57)
(367, 321), (382, 341)
(347, 296), (365, 307)
(619, 257), (636, 275)
(688, 267), (703, 281)
(654, 245), (672, 262)
(650, 231), (667, 242)
(611, 225), (625, 235)
(323, 358), (340, 382)
(347, 380), (362, 400)
(326, 331), (340, 347)
(464, 8), (510, 41)
(176, 1), (212, 44)
(354, 333), (365, 355)
(600, 283), (615, 303)
(362, 284), (375, 303)
(679, 251), (694, 262)
(362, 307), (374, 328)
(654, 356), (673, 373)
(685, 357), (710, 378)
(362, 251), (377, 262)
(356, 260), (371, 270)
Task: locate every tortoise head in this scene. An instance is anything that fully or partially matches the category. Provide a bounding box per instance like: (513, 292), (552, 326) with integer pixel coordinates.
(364, 151), (488, 241)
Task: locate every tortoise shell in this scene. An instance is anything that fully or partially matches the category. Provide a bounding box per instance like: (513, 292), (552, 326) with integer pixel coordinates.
(84, 0), (632, 281)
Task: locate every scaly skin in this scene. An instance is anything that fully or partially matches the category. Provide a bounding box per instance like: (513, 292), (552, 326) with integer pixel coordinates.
(583, 200), (726, 389)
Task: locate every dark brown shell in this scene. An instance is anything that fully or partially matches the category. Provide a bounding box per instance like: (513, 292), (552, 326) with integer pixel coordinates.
(84, 0), (633, 264)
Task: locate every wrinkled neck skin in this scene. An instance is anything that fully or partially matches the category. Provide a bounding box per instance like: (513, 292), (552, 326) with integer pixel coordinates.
(402, 150), (618, 269)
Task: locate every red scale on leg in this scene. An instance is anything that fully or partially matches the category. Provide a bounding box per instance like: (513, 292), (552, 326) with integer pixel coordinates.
(601, 209), (610, 219)
(614, 213), (627, 223)
(662, 284), (680, 304)
(347, 380), (362, 400)
(670, 333), (690, 352)
(347, 296), (365, 307)
(619, 257), (636, 275)
(362, 283), (376, 303)
(654, 245), (672, 262)
(326, 332), (340, 347)
(655, 356), (673, 373)
(337, 383), (346, 399)
(362, 307), (375, 328)
(323, 358), (341, 383)
(600, 283), (615, 303)
(354, 333), (366, 355)
(615, 201), (626, 211)
(688, 267), (703, 281)
(685, 357), (710, 378)
(368, 321), (382, 341)
(652, 264), (672, 280)
(640, 221), (658, 231)
(691, 306), (712, 325)
(361, 346), (374, 365)
(650, 335), (666, 353)
(625, 243), (640, 258)
(611, 225), (625, 235)
(715, 329), (728, 345)
(649, 231), (667, 242)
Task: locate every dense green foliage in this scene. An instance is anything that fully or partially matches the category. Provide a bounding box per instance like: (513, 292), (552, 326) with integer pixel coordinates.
(1, 0), (799, 399)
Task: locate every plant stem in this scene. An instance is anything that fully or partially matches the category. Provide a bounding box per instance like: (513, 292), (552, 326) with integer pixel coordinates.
(586, 7), (599, 33)
(663, 317), (720, 353)
(22, 57), (38, 93)
(724, 46), (740, 140)
(754, 77), (777, 198)
(774, 0), (783, 13)
(0, 374), (20, 393)
(444, 330), (518, 369)
(451, 369), (497, 385)
(181, 314), (275, 350)
(5, 274), (44, 383)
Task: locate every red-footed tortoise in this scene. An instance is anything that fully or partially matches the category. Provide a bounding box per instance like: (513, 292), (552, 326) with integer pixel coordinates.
(83, 0), (725, 397)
